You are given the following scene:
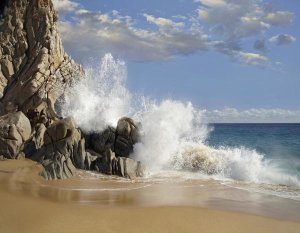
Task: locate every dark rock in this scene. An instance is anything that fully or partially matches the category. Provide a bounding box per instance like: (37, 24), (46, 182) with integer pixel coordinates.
(93, 149), (116, 175)
(84, 126), (115, 154)
(114, 117), (140, 158)
(0, 0), (8, 17)
(114, 136), (133, 158)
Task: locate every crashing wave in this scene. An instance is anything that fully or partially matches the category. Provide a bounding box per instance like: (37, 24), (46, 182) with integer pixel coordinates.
(61, 53), (300, 188)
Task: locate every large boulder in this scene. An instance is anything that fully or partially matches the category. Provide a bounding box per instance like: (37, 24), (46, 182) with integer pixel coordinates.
(0, 111), (31, 159)
(33, 117), (96, 180)
(93, 148), (117, 175)
(23, 123), (47, 158)
(115, 157), (145, 179)
(93, 148), (145, 179)
(115, 117), (140, 158)
(85, 117), (145, 178)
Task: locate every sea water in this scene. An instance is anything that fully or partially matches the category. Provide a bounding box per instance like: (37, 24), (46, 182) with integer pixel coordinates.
(207, 123), (300, 177)
(61, 54), (300, 201)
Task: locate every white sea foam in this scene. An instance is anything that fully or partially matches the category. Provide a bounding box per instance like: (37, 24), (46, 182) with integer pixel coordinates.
(173, 145), (300, 187)
(61, 54), (131, 132)
(61, 53), (300, 191)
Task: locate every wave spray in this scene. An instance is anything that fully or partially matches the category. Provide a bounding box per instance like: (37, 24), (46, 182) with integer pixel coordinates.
(61, 54), (300, 192)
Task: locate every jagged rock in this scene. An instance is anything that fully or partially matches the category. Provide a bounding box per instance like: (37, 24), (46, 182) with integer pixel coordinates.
(93, 148), (116, 175)
(93, 149), (145, 179)
(23, 123), (47, 156)
(115, 157), (145, 179)
(40, 156), (76, 180)
(0, 0), (84, 122)
(33, 123), (47, 149)
(115, 117), (140, 157)
(0, 0), (146, 180)
(85, 117), (145, 178)
(0, 111), (31, 159)
(33, 117), (93, 179)
(0, 0), (86, 179)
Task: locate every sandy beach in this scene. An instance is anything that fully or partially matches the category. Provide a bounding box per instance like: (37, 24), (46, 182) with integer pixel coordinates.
(0, 159), (300, 233)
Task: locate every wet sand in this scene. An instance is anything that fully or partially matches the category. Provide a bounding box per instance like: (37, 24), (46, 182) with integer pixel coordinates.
(0, 159), (300, 233)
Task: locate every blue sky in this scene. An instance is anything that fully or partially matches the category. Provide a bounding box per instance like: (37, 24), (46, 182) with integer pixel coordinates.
(52, 0), (300, 122)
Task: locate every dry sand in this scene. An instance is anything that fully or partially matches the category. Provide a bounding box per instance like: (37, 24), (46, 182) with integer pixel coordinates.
(0, 159), (299, 233)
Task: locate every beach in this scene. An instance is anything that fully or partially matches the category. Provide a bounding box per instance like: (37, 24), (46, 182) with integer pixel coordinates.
(1, 159), (299, 233)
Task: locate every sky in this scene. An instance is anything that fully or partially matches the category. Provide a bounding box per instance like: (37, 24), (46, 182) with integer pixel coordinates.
(52, 0), (300, 123)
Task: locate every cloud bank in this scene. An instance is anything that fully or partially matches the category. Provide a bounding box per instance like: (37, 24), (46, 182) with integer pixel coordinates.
(58, 10), (209, 62)
(52, 0), (296, 66)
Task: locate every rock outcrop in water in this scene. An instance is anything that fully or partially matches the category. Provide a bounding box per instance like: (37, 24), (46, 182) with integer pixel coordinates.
(115, 117), (140, 158)
(0, 0), (144, 180)
(86, 118), (145, 178)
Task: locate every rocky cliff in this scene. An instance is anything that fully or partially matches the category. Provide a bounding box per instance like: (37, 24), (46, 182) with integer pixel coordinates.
(0, 0), (144, 179)
(0, 0), (83, 118)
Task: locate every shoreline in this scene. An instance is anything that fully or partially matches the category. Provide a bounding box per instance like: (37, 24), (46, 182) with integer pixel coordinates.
(1, 159), (300, 233)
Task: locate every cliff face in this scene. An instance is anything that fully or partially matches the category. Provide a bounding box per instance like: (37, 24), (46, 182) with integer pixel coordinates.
(0, 0), (144, 180)
(0, 0), (86, 176)
(0, 0), (83, 122)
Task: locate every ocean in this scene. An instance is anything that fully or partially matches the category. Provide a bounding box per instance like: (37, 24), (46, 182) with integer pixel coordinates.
(61, 54), (300, 202)
(208, 124), (300, 157)
(207, 123), (300, 178)
(194, 123), (300, 201)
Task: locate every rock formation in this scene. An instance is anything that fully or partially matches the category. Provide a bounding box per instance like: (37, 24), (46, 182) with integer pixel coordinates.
(0, 0), (83, 118)
(0, 0), (145, 180)
(115, 117), (140, 158)
(0, 111), (31, 159)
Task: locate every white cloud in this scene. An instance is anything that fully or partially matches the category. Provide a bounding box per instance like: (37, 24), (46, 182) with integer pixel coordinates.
(236, 51), (268, 66)
(59, 10), (209, 62)
(52, 0), (295, 66)
(239, 16), (270, 37)
(202, 108), (300, 123)
(194, 0), (295, 65)
(143, 14), (185, 29)
(195, 0), (227, 7)
(269, 34), (296, 45)
(196, 0), (266, 39)
(52, 0), (78, 13)
(264, 11), (294, 26)
(195, 1), (294, 41)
